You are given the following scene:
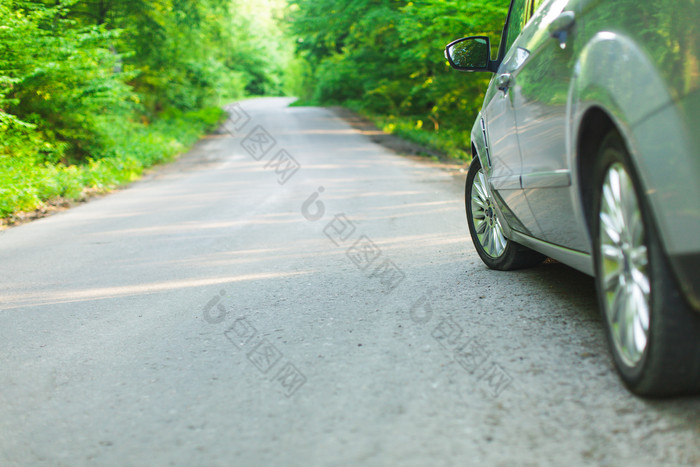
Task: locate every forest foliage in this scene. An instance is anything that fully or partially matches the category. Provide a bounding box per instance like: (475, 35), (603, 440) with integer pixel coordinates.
(1, 0), (508, 218)
(288, 0), (510, 158)
(0, 0), (293, 217)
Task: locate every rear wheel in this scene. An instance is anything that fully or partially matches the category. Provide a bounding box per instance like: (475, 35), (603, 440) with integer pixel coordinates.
(465, 157), (545, 270)
(592, 131), (700, 396)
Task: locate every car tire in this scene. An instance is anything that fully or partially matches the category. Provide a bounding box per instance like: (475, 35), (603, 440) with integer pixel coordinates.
(465, 157), (545, 270)
(591, 130), (700, 396)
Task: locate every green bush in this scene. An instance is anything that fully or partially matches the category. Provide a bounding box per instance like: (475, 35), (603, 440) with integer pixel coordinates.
(0, 107), (225, 218)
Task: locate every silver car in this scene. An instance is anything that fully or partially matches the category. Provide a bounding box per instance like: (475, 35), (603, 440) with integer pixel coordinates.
(445, 0), (700, 396)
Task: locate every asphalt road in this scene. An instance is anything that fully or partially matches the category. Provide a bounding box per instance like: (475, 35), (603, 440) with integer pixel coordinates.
(1, 98), (698, 466)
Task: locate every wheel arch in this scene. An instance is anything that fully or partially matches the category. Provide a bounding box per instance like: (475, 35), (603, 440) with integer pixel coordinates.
(575, 107), (619, 235)
(570, 31), (673, 248)
(571, 32), (700, 310)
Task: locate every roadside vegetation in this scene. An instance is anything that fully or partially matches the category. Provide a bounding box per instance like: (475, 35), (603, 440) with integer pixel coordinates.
(0, 0), (293, 220)
(288, 0), (510, 159)
(1, 0), (507, 220)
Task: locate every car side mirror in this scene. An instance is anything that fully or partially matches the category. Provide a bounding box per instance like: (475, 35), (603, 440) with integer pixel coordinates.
(444, 36), (497, 73)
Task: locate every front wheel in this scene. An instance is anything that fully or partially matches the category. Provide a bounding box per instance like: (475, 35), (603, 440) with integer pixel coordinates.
(465, 157), (545, 270)
(592, 131), (700, 396)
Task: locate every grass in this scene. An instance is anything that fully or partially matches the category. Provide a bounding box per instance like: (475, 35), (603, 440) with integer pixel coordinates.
(287, 98), (315, 107)
(0, 106), (225, 219)
(369, 114), (472, 161)
(342, 101), (472, 161)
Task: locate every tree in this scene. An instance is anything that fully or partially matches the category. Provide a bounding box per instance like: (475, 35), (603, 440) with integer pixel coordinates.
(289, 0), (509, 145)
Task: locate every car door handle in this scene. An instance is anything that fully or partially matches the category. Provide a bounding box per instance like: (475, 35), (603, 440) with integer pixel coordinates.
(496, 73), (512, 92)
(548, 11), (575, 48)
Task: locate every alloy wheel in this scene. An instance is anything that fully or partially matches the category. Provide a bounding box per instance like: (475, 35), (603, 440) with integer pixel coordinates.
(598, 162), (651, 367)
(471, 168), (507, 258)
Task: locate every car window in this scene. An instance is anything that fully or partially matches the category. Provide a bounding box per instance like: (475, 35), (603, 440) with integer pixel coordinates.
(504, 0), (546, 52)
(531, 0), (547, 14)
(505, 0), (529, 52)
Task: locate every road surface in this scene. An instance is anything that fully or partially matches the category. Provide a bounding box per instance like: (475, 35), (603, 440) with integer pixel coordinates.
(1, 98), (698, 466)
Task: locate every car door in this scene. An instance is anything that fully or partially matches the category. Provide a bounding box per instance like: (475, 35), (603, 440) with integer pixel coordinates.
(508, 0), (589, 252)
(482, 0), (542, 238)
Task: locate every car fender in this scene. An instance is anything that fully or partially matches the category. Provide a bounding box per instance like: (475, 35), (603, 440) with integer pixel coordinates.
(469, 112), (516, 239)
(571, 31), (700, 256)
(571, 31), (700, 308)
(470, 112), (490, 171)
